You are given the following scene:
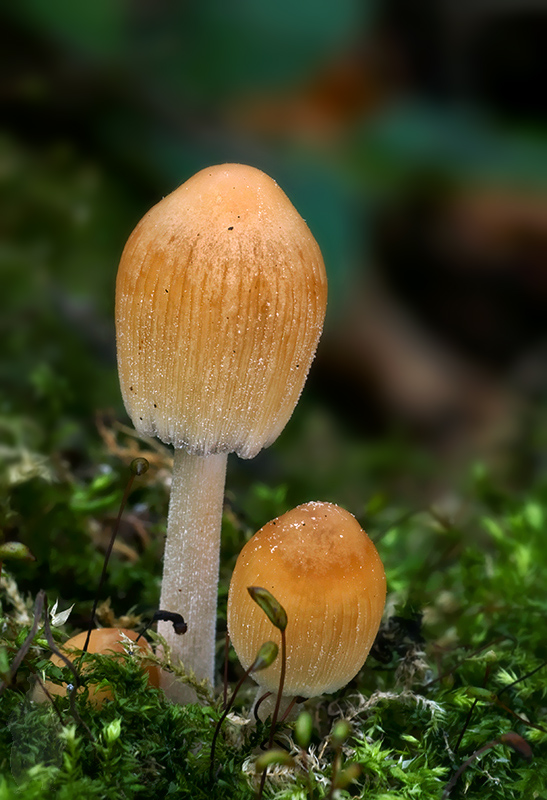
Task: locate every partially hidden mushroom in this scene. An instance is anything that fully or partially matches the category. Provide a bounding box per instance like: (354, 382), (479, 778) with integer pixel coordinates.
(34, 628), (160, 706)
(227, 502), (386, 704)
(115, 164), (327, 700)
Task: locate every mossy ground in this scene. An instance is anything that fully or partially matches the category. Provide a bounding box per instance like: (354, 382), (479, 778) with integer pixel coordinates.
(2, 414), (547, 799)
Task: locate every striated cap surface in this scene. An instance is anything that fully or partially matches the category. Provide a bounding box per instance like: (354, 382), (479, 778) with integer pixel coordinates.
(227, 502), (386, 697)
(115, 163), (327, 457)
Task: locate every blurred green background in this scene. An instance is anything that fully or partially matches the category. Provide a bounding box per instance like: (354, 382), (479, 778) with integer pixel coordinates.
(2, 0), (547, 610)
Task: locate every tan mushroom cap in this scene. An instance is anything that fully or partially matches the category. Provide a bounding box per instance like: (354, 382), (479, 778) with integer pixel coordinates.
(34, 628), (160, 706)
(116, 163), (327, 458)
(227, 502), (386, 697)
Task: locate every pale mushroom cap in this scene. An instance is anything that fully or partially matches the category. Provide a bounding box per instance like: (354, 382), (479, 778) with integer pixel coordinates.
(116, 163), (327, 458)
(227, 502), (386, 697)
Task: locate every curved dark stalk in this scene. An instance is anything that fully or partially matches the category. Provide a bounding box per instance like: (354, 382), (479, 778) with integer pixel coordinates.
(424, 636), (512, 689)
(279, 695), (303, 724)
(209, 661), (256, 783)
(258, 628), (286, 800)
(42, 597), (94, 741)
(210, 640), (278, 784)
(442, 733), (532, 798)
(454, 663), (491, 753)
(83, 458), (148, 654)
(254, 691), (273, 723)
(326, 751), (342, 800)
(0, 591), (45, 697)
(497, 660), (547, 699)
(223, 631), (230, 709)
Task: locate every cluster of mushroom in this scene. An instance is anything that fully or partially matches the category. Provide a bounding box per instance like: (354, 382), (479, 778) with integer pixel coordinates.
(115, 162), (385, 702)
(39, 163), (385, 707)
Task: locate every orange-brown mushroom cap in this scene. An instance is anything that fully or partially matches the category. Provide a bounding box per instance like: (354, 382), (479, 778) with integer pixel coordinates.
(34, 628), (160, 706)
(227, 502), (386, 697)
(115, 163), (327, 458)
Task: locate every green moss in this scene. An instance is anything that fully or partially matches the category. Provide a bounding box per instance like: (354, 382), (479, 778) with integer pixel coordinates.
(2, 454), (547, 798)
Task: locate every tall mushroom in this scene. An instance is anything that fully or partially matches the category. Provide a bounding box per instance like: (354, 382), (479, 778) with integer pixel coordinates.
(227, 502), (386, 702)
(115, 164), (327, 700)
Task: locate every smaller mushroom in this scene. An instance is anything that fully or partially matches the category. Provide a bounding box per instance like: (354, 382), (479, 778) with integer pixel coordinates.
(34, 628), (160, 706)
(227, 502), (386, 700)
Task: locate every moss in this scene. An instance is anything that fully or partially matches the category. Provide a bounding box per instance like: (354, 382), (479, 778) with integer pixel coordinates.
(2, 453), (547, 798)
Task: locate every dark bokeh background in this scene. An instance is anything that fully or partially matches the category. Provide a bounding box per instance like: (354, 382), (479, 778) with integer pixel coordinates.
(2, 0), (547, 487)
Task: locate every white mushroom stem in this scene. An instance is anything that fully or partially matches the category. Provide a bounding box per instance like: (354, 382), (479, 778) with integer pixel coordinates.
(157, 448), (228, 702)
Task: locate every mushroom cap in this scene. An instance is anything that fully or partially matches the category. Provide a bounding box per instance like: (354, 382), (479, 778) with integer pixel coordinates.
(116, 163), (327, 458)
(227, 502), (386, 697)
(34, 628), (160, 705)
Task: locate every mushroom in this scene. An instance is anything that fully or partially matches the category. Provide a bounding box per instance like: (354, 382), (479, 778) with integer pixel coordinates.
(115, 164), (327, 699)
(227, 502), (386, 701)
(34, 628), (160, 706)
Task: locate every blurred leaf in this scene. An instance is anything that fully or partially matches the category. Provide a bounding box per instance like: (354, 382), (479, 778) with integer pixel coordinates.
(0, 542), (35, 562)
(252, 641), (278, 672)
(255, 748), (295, 772)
